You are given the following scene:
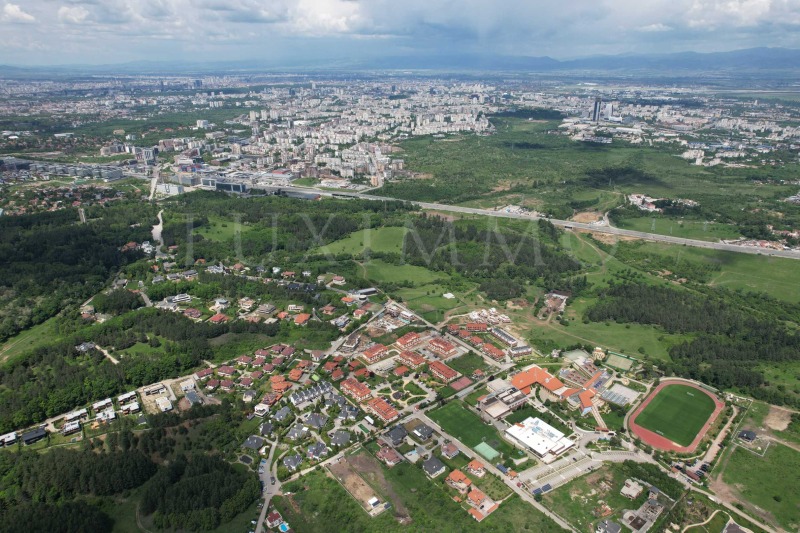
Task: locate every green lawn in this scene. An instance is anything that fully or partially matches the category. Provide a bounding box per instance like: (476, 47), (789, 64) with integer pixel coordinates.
(634, 384), (717, 446)
(722, 443), (800, 531)
(428, 401), (521, 460)
(315, 226), (408, 255)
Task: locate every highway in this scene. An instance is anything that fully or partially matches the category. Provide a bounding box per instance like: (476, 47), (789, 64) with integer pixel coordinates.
(282, 186), (800, 261)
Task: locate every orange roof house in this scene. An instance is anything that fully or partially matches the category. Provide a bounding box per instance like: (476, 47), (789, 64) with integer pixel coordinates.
(294, 313), (311, 326)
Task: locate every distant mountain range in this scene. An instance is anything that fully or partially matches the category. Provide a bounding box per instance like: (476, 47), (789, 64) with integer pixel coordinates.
(1, 47), (799, 76)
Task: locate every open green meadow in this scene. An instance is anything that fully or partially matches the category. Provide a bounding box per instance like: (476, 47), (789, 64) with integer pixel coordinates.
(377, 117), (799, 221)
(315, 226), (408, 255)
(722, 443), (800, 531)
(634, 384), (717, 446)
(621, 241), (800, 303)
(428, 401), (520, 459)
(194, 215), (255, 241)
(362, 259), (447, 285)
(543, 463), (646, 531)
(614, 216), (742, 242)
(274, 466), (560, 532)
(0, 316), (60, 364)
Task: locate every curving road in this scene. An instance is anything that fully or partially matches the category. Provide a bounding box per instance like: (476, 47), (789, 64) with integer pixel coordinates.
(283, 186), (800, 261)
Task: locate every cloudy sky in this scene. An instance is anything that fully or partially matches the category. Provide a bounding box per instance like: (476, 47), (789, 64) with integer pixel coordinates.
(1, 0), (799, 66)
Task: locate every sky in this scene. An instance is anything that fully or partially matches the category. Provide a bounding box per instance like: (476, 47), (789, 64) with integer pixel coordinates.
(0, 0), (799, 66)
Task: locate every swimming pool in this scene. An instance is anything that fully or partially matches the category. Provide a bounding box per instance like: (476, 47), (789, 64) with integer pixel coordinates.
(279, 523), (290, 532)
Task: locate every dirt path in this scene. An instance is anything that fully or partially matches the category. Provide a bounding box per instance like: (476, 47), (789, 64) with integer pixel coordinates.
(97, 346), (119, 365)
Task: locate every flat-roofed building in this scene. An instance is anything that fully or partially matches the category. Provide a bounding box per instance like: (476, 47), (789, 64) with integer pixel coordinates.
(504, 417), (573, 459)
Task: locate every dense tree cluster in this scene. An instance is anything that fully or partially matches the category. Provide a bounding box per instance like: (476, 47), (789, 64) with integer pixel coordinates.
(141, 454), (260, 531)
(0, 501), (114, 533)
(618, 461), (684, 499)
(0, 203), (156, 342)
(3, 448), (155, 502)
(91, 289), (144, 315)
(403, 215), (581, 300)
(586, 283), (800, 406)
(160, 191), (413, 263)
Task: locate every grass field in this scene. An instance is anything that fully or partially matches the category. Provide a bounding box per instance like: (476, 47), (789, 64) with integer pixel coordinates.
(428, 401), (521, 459)
(274, 465), (560, 532)
(634, 384), (717, 446)
(685, 511), (731, 533)
(445, 352), (487, 376)
(614, 216), (741, 242)
(722, 443), (800, 531)
(543, 463), (647, 530)
(194, 215), (255, 241)
(0, 316), (60, 364)
(627, 242), (800, 303)
(362, 259), (447, 285)
(315, 226), (408, 255)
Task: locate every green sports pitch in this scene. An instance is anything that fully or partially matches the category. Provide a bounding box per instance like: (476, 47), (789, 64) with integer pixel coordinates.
(634, 384), (717, 447)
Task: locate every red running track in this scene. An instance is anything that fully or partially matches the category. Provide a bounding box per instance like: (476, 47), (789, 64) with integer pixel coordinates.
(628, 380), (724, 453)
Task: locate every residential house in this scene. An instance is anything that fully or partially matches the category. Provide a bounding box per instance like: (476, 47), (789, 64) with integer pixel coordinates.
(446, 470), (473, 494)
(305, 412), (328, 430)
(341, 378), (372, 402)
(422, 456), (447, 478)
(266, 512), (283, 529)
(330, 430), (351, 447)
(376, 446), (403, 467)
(466, 459), (486, 478)
(398, 350), (426, 369)
(429, 360), (460, 384)
(412, 423), (435, 442)
(387, 425), (408, 446)
(307, 441), (328, 461)
(361, 343), (389, 364)
(365, 397), (399, 424)
(396, 331), (423, 349)
(429, 337), (457, 358)
(242, 435), (265, 451)
(441, 442), (461, 459)
(286, 423), (310, 441)
(283, 454), (303, 472)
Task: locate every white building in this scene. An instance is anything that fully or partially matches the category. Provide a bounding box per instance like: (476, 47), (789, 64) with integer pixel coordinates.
(504, 417), (574, 458)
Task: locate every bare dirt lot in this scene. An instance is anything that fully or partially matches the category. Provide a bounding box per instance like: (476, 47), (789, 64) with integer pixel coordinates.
(330, 452), (411, 521)
(764, 405), (792, 431)
(572, 211), (604, 224)
(328, 459), (379, 512)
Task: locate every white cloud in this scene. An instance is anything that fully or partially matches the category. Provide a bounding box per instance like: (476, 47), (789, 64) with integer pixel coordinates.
(2, 3), (35, 23)
(638, 23), (672, 32)
(58, 5), (90, 24)
(1, 0), (799, 64)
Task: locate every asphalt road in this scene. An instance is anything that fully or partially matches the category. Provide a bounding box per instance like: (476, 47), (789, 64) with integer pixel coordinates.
(283, 186), (800, 261)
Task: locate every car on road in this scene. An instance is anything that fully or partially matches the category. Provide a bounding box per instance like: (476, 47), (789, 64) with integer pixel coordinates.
(271, 476), (276, 485)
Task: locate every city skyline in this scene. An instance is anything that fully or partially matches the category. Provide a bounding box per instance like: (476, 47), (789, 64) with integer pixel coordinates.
(1, 0), (799, 66)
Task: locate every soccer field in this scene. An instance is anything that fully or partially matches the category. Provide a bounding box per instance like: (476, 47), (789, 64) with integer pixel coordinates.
(634, 384), (717, 447)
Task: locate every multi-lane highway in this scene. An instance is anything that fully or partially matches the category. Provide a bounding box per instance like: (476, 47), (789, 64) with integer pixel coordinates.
(281, 186), (800, 260)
